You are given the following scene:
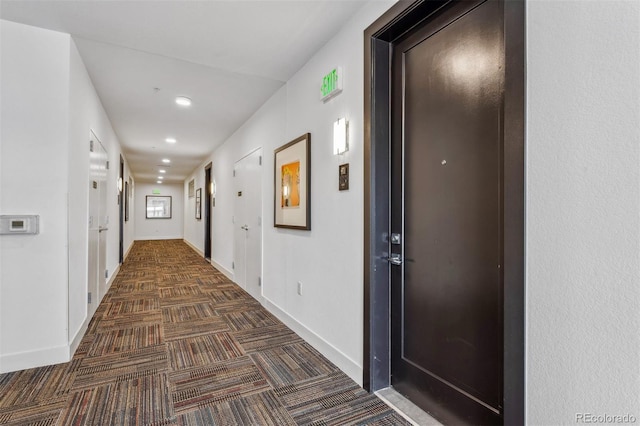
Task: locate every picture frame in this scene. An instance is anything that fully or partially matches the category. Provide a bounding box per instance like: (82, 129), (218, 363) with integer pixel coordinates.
(195, 188), (202, 220)
(274, 133), (311, 230)
(124, 181), (129, 221)
(146, 195), (172, 219)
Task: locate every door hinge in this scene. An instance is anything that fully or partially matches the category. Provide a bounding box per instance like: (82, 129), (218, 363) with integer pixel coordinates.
(90, 140), (94, 152)
(105, 269), (108, 278)
(258, 277), (261, 287)
(233, 170), (236, 177)
(259, 156), (262, 166)
(88, 292), (92, 304)
(106, 161), (110, 170)
(232, 261), (235, 270)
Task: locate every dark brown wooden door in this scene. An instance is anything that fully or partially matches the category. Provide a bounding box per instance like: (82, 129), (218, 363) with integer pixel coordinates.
(204, 163), (212, 259)
(390, 1), (504, 424)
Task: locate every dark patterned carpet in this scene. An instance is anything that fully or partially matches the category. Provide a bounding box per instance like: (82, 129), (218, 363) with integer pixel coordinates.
(0, 240), (409, 425)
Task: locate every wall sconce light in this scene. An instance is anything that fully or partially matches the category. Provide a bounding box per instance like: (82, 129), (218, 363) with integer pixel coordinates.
(333, 117), (348, 155)
(210, 181), (216, 196)
(117, 177), (123, 192)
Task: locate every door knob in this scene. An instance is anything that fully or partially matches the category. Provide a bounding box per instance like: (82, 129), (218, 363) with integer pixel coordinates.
(387, 253), (403, 265)
(241, 225), (249, 231)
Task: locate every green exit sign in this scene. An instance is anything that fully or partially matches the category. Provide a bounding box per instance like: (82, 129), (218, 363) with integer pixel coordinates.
(321, 67), (343, 101)
(152, 189), (161, 195)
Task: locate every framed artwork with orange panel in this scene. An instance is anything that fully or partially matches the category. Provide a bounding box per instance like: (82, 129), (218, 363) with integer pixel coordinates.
(274, 133), (310, 230)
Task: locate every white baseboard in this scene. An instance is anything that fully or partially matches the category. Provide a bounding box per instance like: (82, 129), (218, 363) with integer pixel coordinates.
(261, 297), (363, 386)
(69, 314), (91, 357)
(124, 241), (134, 261)
(183, 239), (204, 257)
(0, 344), (69, 374)
(211, 259), (234, 281)
(69, 263), (120, 358)
(105, 263), (120, 293)
(180, 240), (234, 282)
(134, 236), (184, 241)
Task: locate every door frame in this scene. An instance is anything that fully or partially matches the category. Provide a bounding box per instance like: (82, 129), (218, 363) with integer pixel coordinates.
(363, 0), (525, 424)
(204, 162), (212, 259)
(118, 155), (124, 264)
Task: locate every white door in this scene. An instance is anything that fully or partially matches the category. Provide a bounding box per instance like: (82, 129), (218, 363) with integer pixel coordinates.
(233, 148), (262, 299)
(88, 133), (108, 316)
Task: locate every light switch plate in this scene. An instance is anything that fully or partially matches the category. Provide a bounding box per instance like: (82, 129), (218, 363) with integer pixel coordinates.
(339, 163), (349, 191)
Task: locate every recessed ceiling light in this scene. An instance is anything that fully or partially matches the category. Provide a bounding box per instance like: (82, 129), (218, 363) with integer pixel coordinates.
(175, 96), (191, 107)
(165, 137), (177, 143)
(162, 158), (170, 163)
(158, 176), (164, 180)
(159, 170), (166, 173)
(156, 180), (162, 184)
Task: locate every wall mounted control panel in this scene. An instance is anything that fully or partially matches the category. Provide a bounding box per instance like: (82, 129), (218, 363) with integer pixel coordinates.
(0, 215), (40, 235)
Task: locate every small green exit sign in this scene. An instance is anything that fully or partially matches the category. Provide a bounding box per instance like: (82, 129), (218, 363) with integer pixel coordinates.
(152, 189), (161, 195)
(321, 67), (343, 101)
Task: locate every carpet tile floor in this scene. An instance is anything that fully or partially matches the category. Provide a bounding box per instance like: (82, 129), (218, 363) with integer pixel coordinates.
(0, 240), (410, 425)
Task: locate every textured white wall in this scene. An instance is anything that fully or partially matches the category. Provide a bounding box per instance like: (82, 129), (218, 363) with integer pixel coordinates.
(183, 171), (206, 254)
(0, 21), (133, 372)
(0, 21), (71, 372)
(184, 0), (396, 383)
(212, 87), (287, 278)
(135, 182), (184, 240)
(68, 38), (134, 347)
(526, 1), (640, 423)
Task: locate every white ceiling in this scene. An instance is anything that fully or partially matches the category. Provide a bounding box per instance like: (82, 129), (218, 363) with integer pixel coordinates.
(0, 0), (368, 183)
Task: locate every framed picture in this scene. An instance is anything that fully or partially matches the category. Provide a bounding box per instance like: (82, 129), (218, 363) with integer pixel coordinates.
(274, 133), (311, 230)
(195, 188), (202, 220)
(124, 181), (129, 221)
(146, 195), (172, 219)
(188, 179), (195, 198)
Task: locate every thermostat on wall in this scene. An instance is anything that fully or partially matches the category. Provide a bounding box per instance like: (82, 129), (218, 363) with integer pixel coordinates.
(0, 215), (39, 235)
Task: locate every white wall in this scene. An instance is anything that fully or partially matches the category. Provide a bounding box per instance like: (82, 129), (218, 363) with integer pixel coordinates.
(183, 0), (396, 384)
(68, 38), (135, 349)
(0, 20), (71, 372)
(183, 173), (206, 255)
(526, 1), (640, 423)
(0, 20), (133, 373)
(135, 182), (184, 240)
(181, 0), (640, 419)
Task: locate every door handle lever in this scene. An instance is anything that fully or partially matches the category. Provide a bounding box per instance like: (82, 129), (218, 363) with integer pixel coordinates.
(98, 227), (109, 233)
(387, 253), (403, 265)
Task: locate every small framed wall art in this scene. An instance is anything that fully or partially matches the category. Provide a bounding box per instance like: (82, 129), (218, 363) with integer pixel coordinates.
(124, 181), (130, 221)
(195, 188), (202, 220)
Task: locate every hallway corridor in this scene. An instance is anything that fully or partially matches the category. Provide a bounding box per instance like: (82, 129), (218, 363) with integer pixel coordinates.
(0, 240), (408, 425)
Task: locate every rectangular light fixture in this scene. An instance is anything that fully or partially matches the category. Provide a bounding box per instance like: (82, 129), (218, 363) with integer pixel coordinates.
(333, 117), (348, 155)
